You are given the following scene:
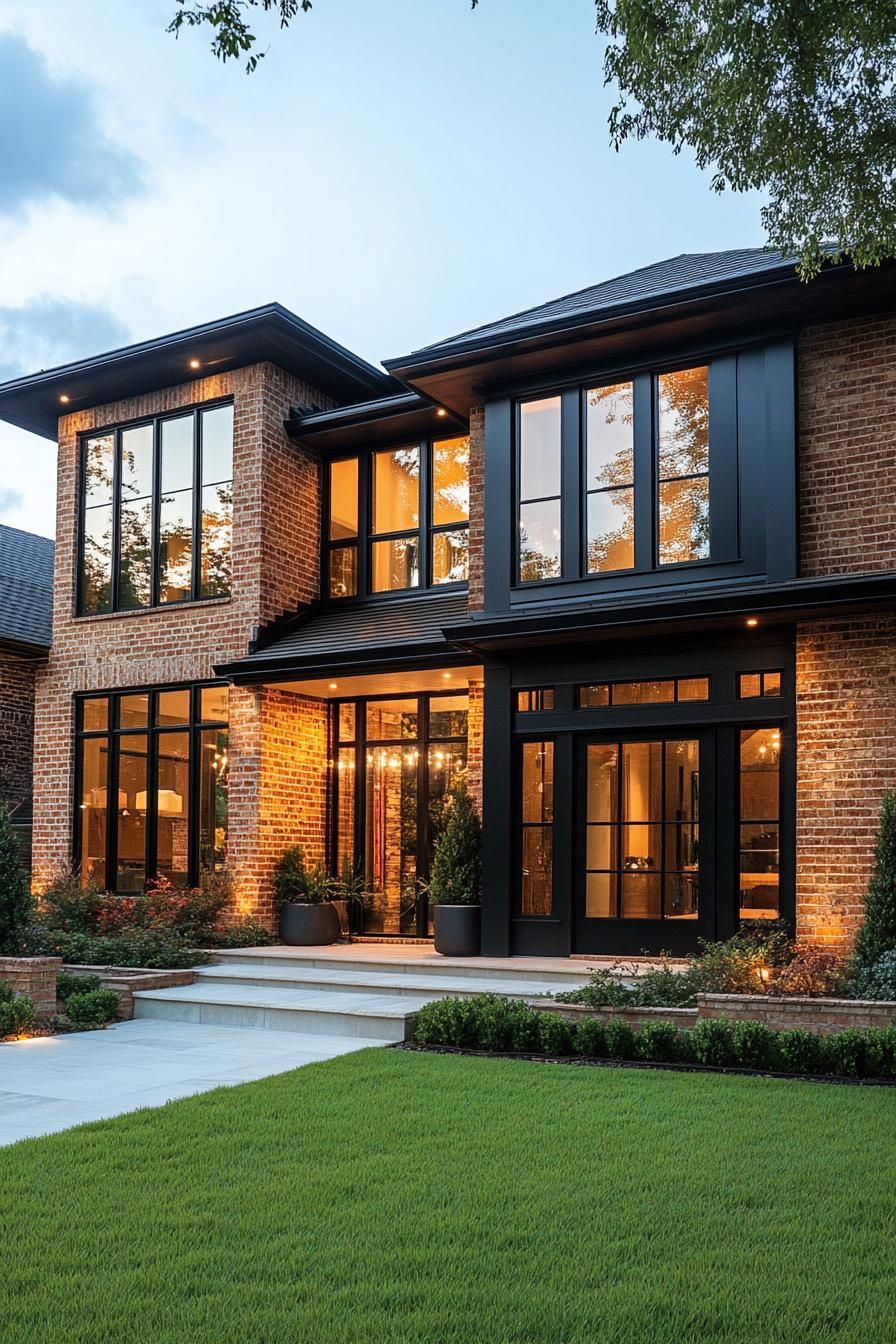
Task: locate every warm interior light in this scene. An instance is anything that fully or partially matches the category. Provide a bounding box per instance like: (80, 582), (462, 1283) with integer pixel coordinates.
(59, 394), (70, 404)
(436, 408), (447, 417)
(746, 617), (758, 627)
(189, 358), (201, 370)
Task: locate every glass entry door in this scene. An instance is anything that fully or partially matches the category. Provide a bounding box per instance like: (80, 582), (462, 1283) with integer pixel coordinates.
(574, 732), (714, 955)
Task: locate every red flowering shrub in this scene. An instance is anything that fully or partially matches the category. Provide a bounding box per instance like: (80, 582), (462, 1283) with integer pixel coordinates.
(769, 945), (849, 998)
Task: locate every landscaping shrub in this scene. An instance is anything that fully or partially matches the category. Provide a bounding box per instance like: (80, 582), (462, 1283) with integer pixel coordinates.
(575, 1016), (607, 1057)
(776, 1028), (821, 1074)
(56, 972), (102, 1002)
(730, 1019), (779, 1070)
(636, 1021), (686, 1063)
(818, 1029), (872, 1078)
(854, 790), (896, 970)
(690, 1018), (736, 1067)
(0, 801), (33, 954)
(273, 847), (332, 908)
(555, 967), (633, 1008)
(65, 988), (121, 1026)
(852, 948), (896, 1001)
(413, 996), (481, 1049)
(428, 782), (482, 907)
(631, 963), (698, 1007)
(537, 1013), (575, 1056)
(205, 917), (277, 949)
(863, 1026), (896, 1079)
(0, 981), (35, 1038)
(49, 930), (210, 970)
(771, 946), (849, 998)
(470, 995), (538, 1052)
(604, 1018), (638, 1060)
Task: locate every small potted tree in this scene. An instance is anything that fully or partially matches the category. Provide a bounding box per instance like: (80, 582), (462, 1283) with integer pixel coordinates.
(429, 782), (482, 956)
(274, 846), (340, 946)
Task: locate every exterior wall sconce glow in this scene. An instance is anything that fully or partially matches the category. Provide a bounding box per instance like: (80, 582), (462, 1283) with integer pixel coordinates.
(746, 618), (758, 627)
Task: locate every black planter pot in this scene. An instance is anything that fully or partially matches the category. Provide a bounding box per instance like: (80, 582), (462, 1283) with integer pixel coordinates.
(279, 901), (341, 947)
(433, 905), (481, 957)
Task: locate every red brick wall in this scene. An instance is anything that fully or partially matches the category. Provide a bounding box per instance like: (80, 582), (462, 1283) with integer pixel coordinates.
(33, 363), (330, 920)
(0, 650), (39, 810)
(468, 405), (484, 611)
(798, 316), (896, 578)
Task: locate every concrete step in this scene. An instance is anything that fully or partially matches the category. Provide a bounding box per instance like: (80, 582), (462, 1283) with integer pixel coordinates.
(209, 947), (598, 987)
(194, 960), (590, 1002)
(133, 982), (429, 1042)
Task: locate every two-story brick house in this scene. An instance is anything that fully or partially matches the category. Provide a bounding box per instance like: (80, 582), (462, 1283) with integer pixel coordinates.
(2, 250), (896, 957)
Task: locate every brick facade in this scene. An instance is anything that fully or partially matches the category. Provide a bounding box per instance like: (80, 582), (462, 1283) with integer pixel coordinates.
(0, 956), (61, 1019)
(467, 404), (484, 612)
(0, 650), (39, 810)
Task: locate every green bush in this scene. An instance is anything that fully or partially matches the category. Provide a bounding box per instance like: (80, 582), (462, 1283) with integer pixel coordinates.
(56, 972), (102, 1002)
(775, 1028), (820, 1073)
(204, 917), (277, 949)
(537, 1013), (575, 1057)
(731, 1019), (779, 1070)
(429, 782), (482, 907)
(636, 1021), (686, 1063)
(852, 949), (896, 1001)
(604, 1018), (638, 1060)
(48, 930), (210, 970)
(575, 1016), (607, 1057)
(413, 997), (481, 1049)
(632, 964), (699, 1007)
(863, 1025), (896, 1078)
(0, 801), (33, 954)
(0, 985), (35, 1038)
(470, 996), (539, 1053)
(272, 847), (331, 908)
(65, 988), (121, 1025)
(854, 790), (896, 970)
(556, 968), (635, 1008)
(690, 1018), (736, 1067)
(818, 1028), (872, 1078)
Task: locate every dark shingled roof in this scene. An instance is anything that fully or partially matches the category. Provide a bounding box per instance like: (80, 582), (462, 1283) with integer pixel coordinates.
(402, 248), (799, 359)
(0, 524), (54, 651)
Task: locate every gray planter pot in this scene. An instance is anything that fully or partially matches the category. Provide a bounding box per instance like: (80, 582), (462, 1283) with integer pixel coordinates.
(433, 904), (481, 957)
(279, 901), (341, 947)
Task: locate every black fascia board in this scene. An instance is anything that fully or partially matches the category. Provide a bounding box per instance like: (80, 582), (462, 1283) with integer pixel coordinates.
(444, 571), (896, 653)
(0, 304), (397, 439)
(215, 644), (475, 685)
(0, 633), (50, 659)
(285, 391), (467, 453)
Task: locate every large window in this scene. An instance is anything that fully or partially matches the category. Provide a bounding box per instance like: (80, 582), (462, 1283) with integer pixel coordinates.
(331, 691), (469, 934)
(739, 726), (780, 920)
(516, 365), (714, 585)
(75, 684), (229, 891)
(78, 402), (233, 615)
(325, 435), (469, 598)
(520, 741), (554, 915)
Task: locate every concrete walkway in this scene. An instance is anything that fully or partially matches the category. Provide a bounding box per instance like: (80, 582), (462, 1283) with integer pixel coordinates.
(0, 1018), (389, 1147)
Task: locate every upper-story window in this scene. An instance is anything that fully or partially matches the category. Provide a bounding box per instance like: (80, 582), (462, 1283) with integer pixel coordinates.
(325, 435), (469, 598)
(78, 402), (234, 615)
(517, 365), (711, 584)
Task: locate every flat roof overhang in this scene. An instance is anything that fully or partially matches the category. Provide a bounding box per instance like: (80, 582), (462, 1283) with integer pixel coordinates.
(285, 392), (467, 454)
(216, 644), (479, 686)
(447, 572), (896, 655)
(384, 263), (896, 416)
(0, 304), (398, 439)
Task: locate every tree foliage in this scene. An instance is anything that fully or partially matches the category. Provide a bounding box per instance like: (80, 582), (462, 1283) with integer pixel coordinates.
(429, 781), (482, 907)
(594, 0), (896, 277)
(0, 802), (33, 955)
(168, 1), (313, 73)
(854, 790), (896, 970)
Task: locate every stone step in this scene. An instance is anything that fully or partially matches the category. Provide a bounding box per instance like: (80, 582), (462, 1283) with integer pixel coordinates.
(209, 947), (599, 986)
(133, 982), (429, 1042)
(195, 961), (589, 1001)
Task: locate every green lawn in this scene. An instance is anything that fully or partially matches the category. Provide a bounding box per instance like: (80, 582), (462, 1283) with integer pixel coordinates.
(2, 1050), (895, 1344)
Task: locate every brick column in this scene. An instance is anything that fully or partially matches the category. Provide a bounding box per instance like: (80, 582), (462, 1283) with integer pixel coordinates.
(0, 956), (61, 1018)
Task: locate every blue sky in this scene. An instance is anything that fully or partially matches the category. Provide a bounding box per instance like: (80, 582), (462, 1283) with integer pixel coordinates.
(0, 0), (765, 538)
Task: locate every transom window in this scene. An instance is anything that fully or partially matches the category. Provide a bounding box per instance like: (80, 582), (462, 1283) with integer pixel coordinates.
(79, 403), (233, 615)
(75, 684), (229, 892)
(738, 670), (783, 699)
(516, 688), (555, 712)
(578, 677), (710, 708)
(516, 364), (715, 585)
(325, 435), (469, 597)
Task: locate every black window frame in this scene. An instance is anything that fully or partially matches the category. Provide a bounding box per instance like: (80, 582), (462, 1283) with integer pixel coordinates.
(322, 433), (471, 601)
(73, 681), (229, 892)
(76, 397), (234, 616)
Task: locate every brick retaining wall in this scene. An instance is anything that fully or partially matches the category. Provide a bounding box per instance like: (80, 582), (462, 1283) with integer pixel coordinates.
(533, 992), (896, 1036)
(0, 956), (61, 1018)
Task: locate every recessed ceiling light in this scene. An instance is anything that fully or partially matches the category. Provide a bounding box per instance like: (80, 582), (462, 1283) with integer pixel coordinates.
(59, 394), (70, 404)
(189, 359), (201, 370)
(442, 672), (451, 679)
(436, 408), (447, 417)
(329, 682), (338, 690)
(746, 617), (758, 627)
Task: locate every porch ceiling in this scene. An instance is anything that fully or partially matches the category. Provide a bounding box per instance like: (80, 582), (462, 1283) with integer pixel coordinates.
(273, 665), (482, 699)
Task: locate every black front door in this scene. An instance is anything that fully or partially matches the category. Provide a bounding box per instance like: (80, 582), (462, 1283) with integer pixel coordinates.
(573, 731), (716, 956)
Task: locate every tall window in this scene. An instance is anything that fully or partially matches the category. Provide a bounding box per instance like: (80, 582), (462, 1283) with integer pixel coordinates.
(520, 740), (554, 915)
(78, 402), (233, 614)
(325, 435), (469, 598)
(75, 684), (229, 891)
(739, 726), (781, 920)
(518, 398), (562, 581)
(657, 366), (710, 564)
(586, 381), (634, 573)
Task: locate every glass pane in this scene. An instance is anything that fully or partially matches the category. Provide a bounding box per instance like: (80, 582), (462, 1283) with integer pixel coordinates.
(157, 690), (190, 725)
(613, 680), (675, 706)
(80, 505), (113, 613)
(372, 447), (419, 534)
(666, 739), (700, 822)
(201, 404), (233, 485)
(338, 703), (356, 741)
(521, 826), (553, 915)
(764, 671), (782, 697)
(587, 743), (618, 822)
(329, 456), (357, 540)
(159, 488), (193, 604)
(84, 434), (114, 507)
(586, 382), (634, 488)
(519, 396), (561, 501)
(432, 529), (469, 585)
(666, 823), (699, 873)
(521, 741), (553, 824)
(200, 685), (229, 723)
(740, 824), (780, 918)
(201, 482), (232, 597)
(621, 871), (662, 919)
(428, 743), (469, 892)
(372, 536), (419, 592)
(119, 424), (154, 502)
(739, 673), (761, 700)
(622, 741), (663, 824)
(432, 436), (470, 525)
(364, 748), (418, 935)
(199, 727), (228, 873)
(622, 823), (662, 872)
(517, 689), (555, 712)
(519, 499), (561, 581)
(657, 367), (709, 479)
(429, 694), (469, 739)
(329, 458), (358, 540)
(586, 824), (615, 871)
(665, 871), (699, 919)
(587, 488), (634, 573)
(81, 697), (108, 732)
(161, 416), (194, 493)
(119, 693), (149, 729)
(578, 684), (610, 708)
(658, 475), (710, 564)
(586, 871), (616, 919)
(677, 677), (710, 702)
(156, 731), (190, 887)
(336, 746), (356, 871)
(740, 727), (780, 820)
(328, 545), (357, 598)
(78, 735), (109, 888)
(118, 497), (153, 609)
(117, 733), (148, 892)
(367, 700), (418, 742)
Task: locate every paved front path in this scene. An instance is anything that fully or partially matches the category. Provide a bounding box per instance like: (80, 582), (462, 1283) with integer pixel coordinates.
(0, 1019), (389, 1147)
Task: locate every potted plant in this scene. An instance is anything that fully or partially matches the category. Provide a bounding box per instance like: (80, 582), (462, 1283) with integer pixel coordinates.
(273, 846), (340, 946)
(332, 857), (374, 936)
(429, 782), (482, 956)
